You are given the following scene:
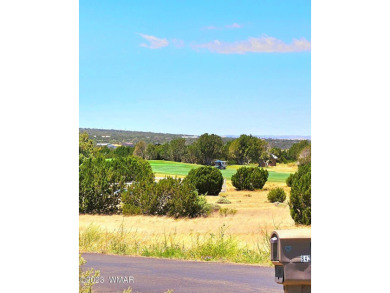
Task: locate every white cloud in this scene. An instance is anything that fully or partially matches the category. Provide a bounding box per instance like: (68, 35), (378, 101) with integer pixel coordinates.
(192, 35), (311, 54)
(138, 33), (169, 49)
(225, 23), (242, 29)
(203, 23), (243, 30)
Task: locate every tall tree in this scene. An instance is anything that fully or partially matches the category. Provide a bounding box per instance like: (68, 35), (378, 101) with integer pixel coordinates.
(195, 133), (224, 165)
(169, 138), (187, 162)
(182, 143), (199, 164)
(270, 147), (289, 163)
(133, 141), (147, 159)
(222, 140), (233, 161)
(229, 135), (268, 165)
(157, 143), (170, 160)
(270, 147), (282, 158)
(287, 140), (311, 161)
(146, 143), (159, 160)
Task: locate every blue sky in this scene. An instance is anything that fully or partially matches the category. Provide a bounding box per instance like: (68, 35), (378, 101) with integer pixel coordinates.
(80, 0), (311, 136)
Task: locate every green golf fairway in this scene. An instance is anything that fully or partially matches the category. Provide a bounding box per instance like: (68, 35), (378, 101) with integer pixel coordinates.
(148, 160), (291, 182)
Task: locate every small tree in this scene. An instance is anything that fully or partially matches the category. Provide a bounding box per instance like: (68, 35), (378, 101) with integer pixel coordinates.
(146, 143), (158, 160)
(228, 135), (268, 165)
(231, 167), (268, 190)
(182, 143), (199, 164)
(133, 141), (147, 159)
(169, 138), (187, 162)
(289, 163), (311, 225)
(194, 133), (224, 165)
(157, 143), (170, 160)
(287, 140), (311, 161)
(267, 188), (286, 203)
(185, 166), (224, 195)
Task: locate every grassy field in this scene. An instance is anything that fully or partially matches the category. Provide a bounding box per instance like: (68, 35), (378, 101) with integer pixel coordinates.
(80, 176), (310, 265)
(149, 160), (296, 182)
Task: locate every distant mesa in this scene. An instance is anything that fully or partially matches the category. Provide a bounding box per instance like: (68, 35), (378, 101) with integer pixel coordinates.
(224, 134), (311, 140)
(80, 128), (310, 149)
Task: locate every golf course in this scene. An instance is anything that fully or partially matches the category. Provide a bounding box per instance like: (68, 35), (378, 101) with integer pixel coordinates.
(149, 160), (295, 183)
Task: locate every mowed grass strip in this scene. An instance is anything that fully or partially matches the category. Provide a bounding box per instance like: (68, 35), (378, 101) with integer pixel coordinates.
(149, 160), (295, 182)
(148, 160), (202, 177)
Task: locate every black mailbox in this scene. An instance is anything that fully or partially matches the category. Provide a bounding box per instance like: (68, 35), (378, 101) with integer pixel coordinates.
(270, 229), (311, 293)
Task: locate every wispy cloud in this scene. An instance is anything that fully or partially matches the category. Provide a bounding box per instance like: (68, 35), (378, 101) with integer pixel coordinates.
(138, 33), (169, 49)
(225, 23), (242, 29)
(202, 23), (243, 30)
(202, 26), (218, 30)
(192, 35), (311, 54)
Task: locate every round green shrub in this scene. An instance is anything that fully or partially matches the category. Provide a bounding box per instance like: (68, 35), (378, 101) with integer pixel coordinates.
(185, 166), (223, 195)
(122, 177), (208, 218)
(267, 187), (287, 203)
(231, 167), (268, 190)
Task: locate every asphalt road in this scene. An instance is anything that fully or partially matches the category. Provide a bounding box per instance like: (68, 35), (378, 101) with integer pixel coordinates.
(82, 253), (283, 293)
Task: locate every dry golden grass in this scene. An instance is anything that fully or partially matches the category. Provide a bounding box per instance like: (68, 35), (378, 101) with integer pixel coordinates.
(154, 173), (185, 178)
(264, 163), (298, 173)
(79, 178), (309, 250)
(228, 163), (298, 173)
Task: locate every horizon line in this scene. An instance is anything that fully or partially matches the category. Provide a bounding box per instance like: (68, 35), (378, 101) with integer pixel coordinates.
(79, 127), (311, 139)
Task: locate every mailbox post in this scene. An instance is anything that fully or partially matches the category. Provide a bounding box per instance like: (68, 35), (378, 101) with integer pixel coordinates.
(270, 230), (311, 293)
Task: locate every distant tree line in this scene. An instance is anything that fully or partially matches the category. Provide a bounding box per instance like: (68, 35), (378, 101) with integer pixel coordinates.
(80, 128), (307, 149)
(93, 132), (310, 167)
(79, 128), (187, 145)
